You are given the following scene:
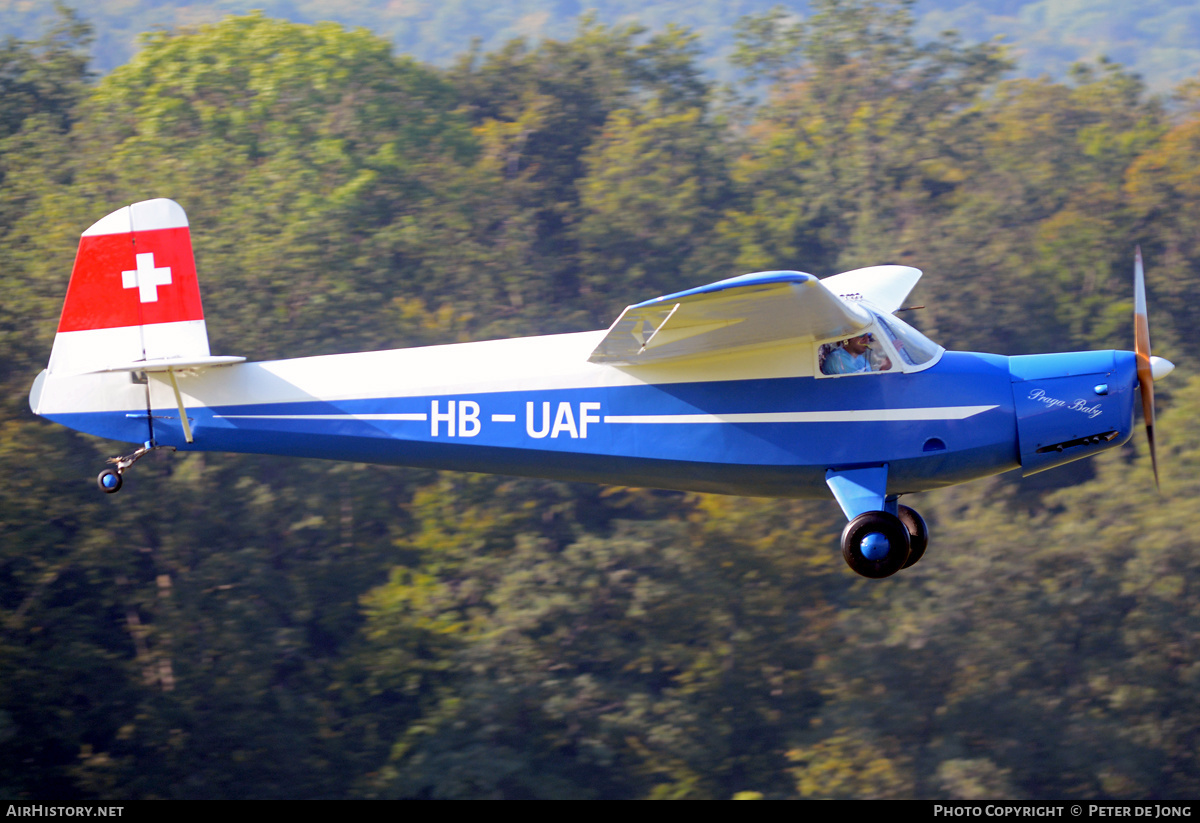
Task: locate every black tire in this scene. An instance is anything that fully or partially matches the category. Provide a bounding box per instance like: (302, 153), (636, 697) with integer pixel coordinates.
(97, 469), (122, 494)
(841, 511), (911, 579)
(898, 505), (929, 569)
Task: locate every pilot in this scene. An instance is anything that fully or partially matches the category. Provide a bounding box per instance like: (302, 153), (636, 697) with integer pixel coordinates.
(822, 333), (892, 375)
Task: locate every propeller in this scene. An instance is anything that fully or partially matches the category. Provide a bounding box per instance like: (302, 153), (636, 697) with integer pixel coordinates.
(1133, 247), (1174, 489)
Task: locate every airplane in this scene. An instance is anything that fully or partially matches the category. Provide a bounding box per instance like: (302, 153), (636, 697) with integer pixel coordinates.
(28, 199), (1176, 578)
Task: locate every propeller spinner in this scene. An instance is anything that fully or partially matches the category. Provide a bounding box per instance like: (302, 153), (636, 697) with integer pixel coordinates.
(1134, 247), (1174, 489)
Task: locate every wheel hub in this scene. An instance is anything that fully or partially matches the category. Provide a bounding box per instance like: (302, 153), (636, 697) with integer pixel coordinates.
(860, 532), (890, 560)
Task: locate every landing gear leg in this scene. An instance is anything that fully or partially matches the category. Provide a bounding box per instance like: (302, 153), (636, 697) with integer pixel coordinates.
(96, 441), (175, 494)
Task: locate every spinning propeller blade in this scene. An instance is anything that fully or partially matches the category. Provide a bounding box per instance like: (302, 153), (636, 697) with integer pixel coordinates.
(1134, 247), (1168, 489)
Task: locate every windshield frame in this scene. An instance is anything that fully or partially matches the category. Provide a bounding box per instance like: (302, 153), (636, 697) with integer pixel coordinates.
(870, 310), (943, 373)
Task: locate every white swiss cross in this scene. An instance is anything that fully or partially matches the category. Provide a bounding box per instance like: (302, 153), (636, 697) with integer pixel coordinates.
(122, 252), (173, 303)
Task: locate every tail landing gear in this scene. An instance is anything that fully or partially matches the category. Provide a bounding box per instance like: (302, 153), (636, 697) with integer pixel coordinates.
(96, 441), (175, 494)
(96, 469), (122, 493)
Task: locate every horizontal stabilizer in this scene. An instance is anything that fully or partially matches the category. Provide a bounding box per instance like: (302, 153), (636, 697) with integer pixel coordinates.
(94, 355), (247, 374)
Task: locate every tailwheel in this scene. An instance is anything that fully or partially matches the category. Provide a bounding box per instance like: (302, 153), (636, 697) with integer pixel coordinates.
(95, 441), (175, 494)
(898, 505), (929, 569)
(97, 469), (122, 494)
(841, 511), (911, 579)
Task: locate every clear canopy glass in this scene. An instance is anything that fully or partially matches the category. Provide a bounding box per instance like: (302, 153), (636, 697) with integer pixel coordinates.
(872, 311), (941, 369)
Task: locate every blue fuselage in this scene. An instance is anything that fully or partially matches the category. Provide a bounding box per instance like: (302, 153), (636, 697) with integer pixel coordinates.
(32, 342), (1139, 498)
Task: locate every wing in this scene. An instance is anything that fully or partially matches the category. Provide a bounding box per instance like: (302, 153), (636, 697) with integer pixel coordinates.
(589, 269), (891, 366)
(818, 265), (922, 313)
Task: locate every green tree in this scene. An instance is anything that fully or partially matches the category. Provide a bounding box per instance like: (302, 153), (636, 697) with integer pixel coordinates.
(917, 61), (1164, 356)
(721, 0), (1010, 278)
(447, 17), (717, 330)
(357, 475), (851, 798)
(576, 105), (735, 299)
(0, 3), (91, 141)
(0, 14), (464, 799)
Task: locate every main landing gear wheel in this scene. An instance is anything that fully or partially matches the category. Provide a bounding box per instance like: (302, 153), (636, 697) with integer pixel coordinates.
(898, 505), (929, 569)
(841, 511), (911, 579)
(97, 469), (122, 494)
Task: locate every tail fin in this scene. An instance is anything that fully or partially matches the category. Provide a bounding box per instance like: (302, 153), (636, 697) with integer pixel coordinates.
(48, 198), (212, 374)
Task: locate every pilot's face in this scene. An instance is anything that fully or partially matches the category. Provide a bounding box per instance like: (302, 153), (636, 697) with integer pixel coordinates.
(844, 334), (871, 355)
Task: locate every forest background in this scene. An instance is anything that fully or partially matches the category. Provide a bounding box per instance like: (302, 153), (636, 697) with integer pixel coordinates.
(3, 0), (1200, 800)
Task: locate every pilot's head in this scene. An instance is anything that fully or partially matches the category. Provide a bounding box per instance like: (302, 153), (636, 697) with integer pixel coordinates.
(844, 333), (873, 354)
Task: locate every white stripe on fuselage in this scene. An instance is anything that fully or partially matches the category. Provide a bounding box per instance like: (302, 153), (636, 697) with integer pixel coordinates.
(214, 413), (429, 421)
(212, 407), (996, 424)
(603, 406), (997, 424)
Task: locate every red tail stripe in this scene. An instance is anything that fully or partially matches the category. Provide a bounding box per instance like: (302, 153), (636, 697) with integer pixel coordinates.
(57, 227), (203, 333)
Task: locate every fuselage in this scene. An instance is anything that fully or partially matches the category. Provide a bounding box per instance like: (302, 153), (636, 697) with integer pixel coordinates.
(28, 329), (1139, 498)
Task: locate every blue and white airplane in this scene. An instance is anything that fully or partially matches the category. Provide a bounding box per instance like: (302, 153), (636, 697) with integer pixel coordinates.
(29, 199), (1175, 578)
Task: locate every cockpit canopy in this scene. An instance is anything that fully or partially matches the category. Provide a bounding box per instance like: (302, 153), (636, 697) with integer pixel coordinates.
(818, 310), (942, 376)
